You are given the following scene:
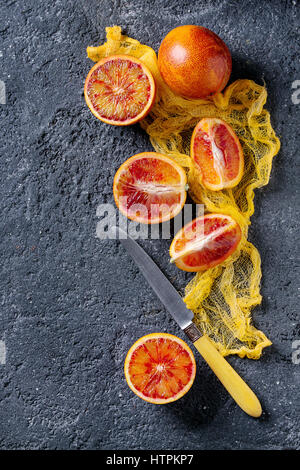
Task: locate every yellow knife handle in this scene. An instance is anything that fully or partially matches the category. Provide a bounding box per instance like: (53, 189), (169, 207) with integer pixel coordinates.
(184, 324), (262, 418)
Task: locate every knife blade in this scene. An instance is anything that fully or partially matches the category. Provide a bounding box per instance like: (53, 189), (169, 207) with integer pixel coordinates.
(116, 228), (193, 330)
(115, 226), (262, 418)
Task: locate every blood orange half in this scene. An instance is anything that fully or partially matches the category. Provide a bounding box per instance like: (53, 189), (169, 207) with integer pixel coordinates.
(84, 55), (156, 126)
(124, 333), (196, 404)
(170, 213), (242, 272)
(113, 152), (187, 224)
(191, 118), (244, 190)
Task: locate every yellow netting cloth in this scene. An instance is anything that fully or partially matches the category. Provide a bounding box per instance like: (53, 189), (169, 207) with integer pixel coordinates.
(87, 26), (280, 359)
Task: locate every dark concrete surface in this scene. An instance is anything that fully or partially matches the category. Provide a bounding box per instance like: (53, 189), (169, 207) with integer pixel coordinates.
(0, 0), (299, 450)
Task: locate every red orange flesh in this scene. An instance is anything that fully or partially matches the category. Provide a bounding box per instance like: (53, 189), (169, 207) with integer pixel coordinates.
(84, 55), (156, 125)
(170, 213), (242, 272)
(158, 25), (232, 99)
(113, 152), (187, 224)
(124, 333), (196, 404)
(191, 118), (244, 191)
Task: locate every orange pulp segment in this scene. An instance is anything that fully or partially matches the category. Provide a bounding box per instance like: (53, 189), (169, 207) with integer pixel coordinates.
(124, 333), (196, 404)
(191, 118), (244, 190)
(84, 55), (156, 126)
(113, 152), (187, 224)
(170, 213), (242, 272)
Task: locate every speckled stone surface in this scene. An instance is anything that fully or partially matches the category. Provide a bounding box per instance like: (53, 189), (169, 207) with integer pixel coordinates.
(0, 0), (299, 450)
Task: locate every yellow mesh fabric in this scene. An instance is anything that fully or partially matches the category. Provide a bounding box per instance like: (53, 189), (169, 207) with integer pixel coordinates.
(87, 26), (281, 359)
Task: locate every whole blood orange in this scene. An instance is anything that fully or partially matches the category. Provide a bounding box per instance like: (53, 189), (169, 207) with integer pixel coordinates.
(170, 213), (242, 272)
(84, 55), (156, 125)
(191, 118), (244, 190)
(158, 25), (232, 99)
(113, 152), (187, 224)
(124, 333), (196, 404)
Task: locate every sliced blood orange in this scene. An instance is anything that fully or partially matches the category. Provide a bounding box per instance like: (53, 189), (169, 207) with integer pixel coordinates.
(170, 213), (242, 272)
(84, 55), (156, 126)
(124, 333), (196, 404)
(190, 118), (244, 190)
(113, 152), (187, 224)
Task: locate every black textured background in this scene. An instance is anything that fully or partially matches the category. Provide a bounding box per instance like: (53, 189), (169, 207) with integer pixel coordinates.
(0, 0), (299, 450)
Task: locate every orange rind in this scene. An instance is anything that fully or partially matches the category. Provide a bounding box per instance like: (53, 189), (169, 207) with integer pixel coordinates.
(113, 152), (187, 224)
(191, 118), (244, 191)
(124, 333), (196, 404)
(170, 213), (242, 272)
(84, 54), (156, 126)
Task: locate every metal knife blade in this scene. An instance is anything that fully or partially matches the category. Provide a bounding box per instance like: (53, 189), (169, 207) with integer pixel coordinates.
(116, 227), (194, 331)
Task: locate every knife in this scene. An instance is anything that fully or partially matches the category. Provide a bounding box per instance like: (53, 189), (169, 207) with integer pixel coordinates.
(116, 226), (262, 418)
